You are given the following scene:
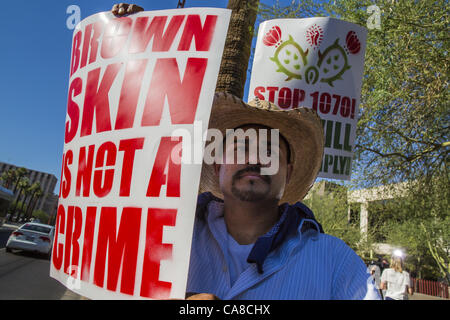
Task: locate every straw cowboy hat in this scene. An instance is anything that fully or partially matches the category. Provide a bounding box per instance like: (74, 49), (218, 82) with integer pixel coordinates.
(199, 92), (324, 204)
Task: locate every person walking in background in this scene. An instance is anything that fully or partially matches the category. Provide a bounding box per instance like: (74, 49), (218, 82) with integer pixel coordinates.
(380, 251), (413, 300)
(380, 258), (390, 271)
(369, 262), (383, 299)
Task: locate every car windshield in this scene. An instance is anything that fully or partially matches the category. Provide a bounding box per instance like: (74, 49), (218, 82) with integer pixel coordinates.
(21, 224), (52, 234)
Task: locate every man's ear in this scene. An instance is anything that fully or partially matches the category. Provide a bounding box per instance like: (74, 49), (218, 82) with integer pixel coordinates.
(285, 163), (293, 184)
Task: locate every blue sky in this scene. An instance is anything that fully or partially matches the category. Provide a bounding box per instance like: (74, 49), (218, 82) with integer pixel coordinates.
(0, 0), (299, 193)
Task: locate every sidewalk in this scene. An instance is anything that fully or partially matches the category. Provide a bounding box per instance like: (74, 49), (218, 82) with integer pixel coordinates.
(1, 222), (20, 230)
(60, 289), (85, 300)
(409, 293), (448, 300)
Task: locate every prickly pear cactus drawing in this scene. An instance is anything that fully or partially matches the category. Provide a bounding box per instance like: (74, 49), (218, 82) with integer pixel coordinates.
(270, 35), (309, 80)
(317, 38), (351, 87)
(264, 25), (361, 87)
(263, 27), (309, 80)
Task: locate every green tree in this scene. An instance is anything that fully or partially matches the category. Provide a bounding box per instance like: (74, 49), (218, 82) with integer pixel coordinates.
(14, 177), (31, 219)
(25, 182), (43, 220)
(0, 169), (16, 189)
(31, 209), (50, 224)
(303, 183), (367, 256)
(259, 0), (448, 182)
(260, 0), (449, 279)
(11, 167), (28, 195)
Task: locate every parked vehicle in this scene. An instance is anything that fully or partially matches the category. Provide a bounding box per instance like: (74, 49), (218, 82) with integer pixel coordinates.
(6, 222), (55, 258)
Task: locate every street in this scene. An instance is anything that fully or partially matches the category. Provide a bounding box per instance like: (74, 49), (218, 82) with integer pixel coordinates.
(0, 225), (445, 301)
(0, 225), (82, 300)
(0, 225), (13, 249)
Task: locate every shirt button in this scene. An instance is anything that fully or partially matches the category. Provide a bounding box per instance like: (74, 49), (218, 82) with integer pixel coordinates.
(223, 265), (227, 272)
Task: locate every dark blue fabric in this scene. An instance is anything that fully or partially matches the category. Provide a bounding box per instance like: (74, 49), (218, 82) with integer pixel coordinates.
(196, 192), (224, 220)
(195, 192), (324, 274)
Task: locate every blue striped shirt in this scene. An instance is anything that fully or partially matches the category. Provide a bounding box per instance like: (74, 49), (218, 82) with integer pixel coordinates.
(186, 195), (380, 300)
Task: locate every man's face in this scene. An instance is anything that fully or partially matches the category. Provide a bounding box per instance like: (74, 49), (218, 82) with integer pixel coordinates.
(214, 124), (293, 203)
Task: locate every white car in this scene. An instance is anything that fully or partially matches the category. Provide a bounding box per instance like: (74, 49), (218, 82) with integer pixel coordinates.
(6, 222), (55, 258)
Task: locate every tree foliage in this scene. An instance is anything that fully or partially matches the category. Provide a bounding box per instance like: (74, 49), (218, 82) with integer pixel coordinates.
(259, 1), (448, 185)
(258, 0), (449, 280)
(303, 183), (370, 257)
(0, 167), (44, 221)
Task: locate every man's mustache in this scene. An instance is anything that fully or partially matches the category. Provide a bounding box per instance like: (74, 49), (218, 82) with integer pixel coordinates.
(233, 165), (271, 184)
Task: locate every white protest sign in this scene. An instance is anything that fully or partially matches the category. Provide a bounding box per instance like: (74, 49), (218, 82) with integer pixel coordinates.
(248, 18), (367, 180)
(50, 8), (231, 300)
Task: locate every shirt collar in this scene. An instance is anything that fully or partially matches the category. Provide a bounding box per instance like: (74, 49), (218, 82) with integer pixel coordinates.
(197, 192), (324, 274)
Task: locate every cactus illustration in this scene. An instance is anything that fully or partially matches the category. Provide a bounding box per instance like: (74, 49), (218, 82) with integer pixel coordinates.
(305, 66), (319, 84)
(264, 26), (357, 87)
(269, 35), (309, 80)
(317, 38), (351, 87)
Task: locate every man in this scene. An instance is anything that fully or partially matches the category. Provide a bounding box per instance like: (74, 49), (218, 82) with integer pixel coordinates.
(186, 92), (379, 299)
(111, 4), (380, 300)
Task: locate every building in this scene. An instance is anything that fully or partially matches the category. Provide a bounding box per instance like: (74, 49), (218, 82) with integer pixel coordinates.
(307, 180), (405, 256)
(347, 181), (413, 255)
(0, 185), (14, 219)
(0, 161), (58, 217)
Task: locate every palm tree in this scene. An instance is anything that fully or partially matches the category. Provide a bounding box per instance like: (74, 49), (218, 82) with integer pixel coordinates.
(18, 179), (32, 220)
(12, 167), (28, 195)
(215, 0), (260, 98)
(25, 182), (43, 220)
(1, 169), (16, 189)
(12, 177), (31, 220)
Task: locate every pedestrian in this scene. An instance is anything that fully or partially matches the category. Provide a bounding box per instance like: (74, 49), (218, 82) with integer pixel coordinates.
(369, 261), (383, 299)
(380, 252), (413, 300)
(111, 3), (381, 300)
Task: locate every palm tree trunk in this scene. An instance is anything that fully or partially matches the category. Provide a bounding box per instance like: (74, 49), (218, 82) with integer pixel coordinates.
(19, 193), (29, 219)
(12, 178), (20, 195)
(25, 194), (34, 218)
(215, 0), (260, 99)
(28, 194), (41, 217)
(10, 188), (23, 219)
(25, 191), (38, 219)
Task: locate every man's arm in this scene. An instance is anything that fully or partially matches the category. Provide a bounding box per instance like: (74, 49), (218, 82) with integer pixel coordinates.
(405, 272), (413, 296)
(111, 3), (144, 16)
(380, 269), (387, 290)
(407, 285), (413, 295)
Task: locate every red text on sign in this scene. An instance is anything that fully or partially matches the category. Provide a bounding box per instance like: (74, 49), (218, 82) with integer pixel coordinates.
(52, 204), (178, 298)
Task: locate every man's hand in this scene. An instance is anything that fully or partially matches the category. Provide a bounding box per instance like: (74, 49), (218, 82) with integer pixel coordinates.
(111, 3), (144, 16)
(408, 286), (414, 295)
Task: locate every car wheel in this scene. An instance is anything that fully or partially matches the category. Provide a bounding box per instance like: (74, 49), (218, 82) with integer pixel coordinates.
(6, 247), (12, 253)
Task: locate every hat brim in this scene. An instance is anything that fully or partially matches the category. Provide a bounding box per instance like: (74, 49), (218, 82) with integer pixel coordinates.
(199, 92), (324, 204)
